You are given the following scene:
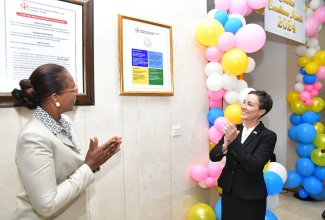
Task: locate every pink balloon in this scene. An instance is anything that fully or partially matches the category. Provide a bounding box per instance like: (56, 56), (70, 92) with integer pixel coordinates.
(214, 117), (229, 133)
(322, 180), (325, 186)
(313, 6), (325, 23)
(208, 126), (224, 143)
(316, 66), (325, 79)
(305, 17), (320, 37)
(235, 24), (266, 53)
(215, 0), (231, 11)
(208, 162), (223, 178)
(310, 90), (318, 97)
(205, 46), (225, 62)
(304, 84), (313, 92)
(229, 0), (247, 15)
(313, 82), (322, 90)
(190, 164), (208, 182)
(305, 99), (313, 106)
(209, 99), (223, 109)
(299, 91), (311, 101)
(208, 89), (226, 100)
(205, 177), (216, 188)
(310, 33), (320, 40)
(218, 32), (236, 51)
(246, 0), (268, 9)
(244, 5), (254, 16)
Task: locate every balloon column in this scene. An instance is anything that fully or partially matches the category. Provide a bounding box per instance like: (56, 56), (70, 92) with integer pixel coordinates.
(285, 0), (325, 201)
(188, 0), (273, 219)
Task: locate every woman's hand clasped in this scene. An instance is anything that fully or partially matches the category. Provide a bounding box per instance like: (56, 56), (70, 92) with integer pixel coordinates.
(85, 136), (122, 171)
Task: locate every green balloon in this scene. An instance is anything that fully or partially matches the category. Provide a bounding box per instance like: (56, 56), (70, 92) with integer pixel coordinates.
(311, 148), (325, 166)
(313, 134), (325, 148)
(188, 203), (216, 220)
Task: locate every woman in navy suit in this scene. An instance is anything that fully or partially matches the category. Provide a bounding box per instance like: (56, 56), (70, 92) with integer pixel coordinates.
(11, 64), (122, 219)
(210, 90), (277, 220)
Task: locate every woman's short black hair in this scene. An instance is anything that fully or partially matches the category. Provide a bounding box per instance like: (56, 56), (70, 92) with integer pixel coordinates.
(248, 90), (273, 118)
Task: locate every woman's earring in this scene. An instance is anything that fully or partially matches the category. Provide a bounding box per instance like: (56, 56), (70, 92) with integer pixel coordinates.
(55, 102), (61, 107)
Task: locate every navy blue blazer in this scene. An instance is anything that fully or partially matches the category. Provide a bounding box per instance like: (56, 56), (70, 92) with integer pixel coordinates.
(209, 121), (277, 200)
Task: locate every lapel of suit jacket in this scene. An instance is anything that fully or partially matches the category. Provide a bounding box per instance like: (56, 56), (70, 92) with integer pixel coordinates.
(241, 121), (265, 148)
(57, 132), (78, 151)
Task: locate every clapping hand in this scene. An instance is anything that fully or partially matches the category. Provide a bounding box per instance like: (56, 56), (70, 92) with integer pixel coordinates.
(85, 136), (122, 171)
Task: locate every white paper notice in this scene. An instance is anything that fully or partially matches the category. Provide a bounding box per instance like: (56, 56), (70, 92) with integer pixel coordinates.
(0, 0), (83, 93)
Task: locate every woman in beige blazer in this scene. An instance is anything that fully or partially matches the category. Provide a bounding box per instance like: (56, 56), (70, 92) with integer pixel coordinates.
(11, 64), (122, 219)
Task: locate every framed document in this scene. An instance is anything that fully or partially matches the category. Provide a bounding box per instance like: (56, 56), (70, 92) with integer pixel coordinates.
(0, 0), (94, 107)
(118, 14), (174, 96)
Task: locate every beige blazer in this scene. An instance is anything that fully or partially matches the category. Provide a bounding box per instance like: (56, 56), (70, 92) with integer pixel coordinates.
(12, 114), (95, 220)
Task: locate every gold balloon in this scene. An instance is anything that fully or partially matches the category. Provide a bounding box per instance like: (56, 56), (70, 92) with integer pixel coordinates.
(314, 50), (325, 65)
(305, 62), (319, 74)
(188, 203), (216, 220)
(310, 97), (325, 113)
(290, 100), (308, 114)
(311, 148), (325, 166)
(313, 134), (325, 149)
(224, 104), (242, 124)
(196, 18), (225, 47)
(298, 56), (312, 67)
(217, 185), (223, 195)
(263, 160), (271, 172)
(222, 48), (248, 76)
(314, 122), (325, 134)
(209, 141), (216, 151)
(286, 90), (300, 104)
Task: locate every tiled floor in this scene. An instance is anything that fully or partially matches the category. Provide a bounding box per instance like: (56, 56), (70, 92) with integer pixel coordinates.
(273, 190), (325, 220)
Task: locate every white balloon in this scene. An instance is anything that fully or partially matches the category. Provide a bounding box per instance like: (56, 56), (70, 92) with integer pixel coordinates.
(310, 0), (321, 10)
(295, 73), (304, 83)
(205, 62), (223, 77)
(267, 195), (279, 211)
(294, 82), (304, 92)
(228, 13), (246, 26)
(222, 73), (238, 90)
(305, 8), (314, 18)
(314, 45), (321, 52)
(206, 74), (223, 91)
(238, 87), (255, 104)
(295, 45), (307, 56)
(224, 90), (239, 104)
(306, 38), (319, 48)
(236, 80), (248, 93)
(198, 181), (207, 188)
(207, 9), (218, 18)
(245, 57), (256, 73)
(266, 162), (287, 183)
(305, 47), (316, 57)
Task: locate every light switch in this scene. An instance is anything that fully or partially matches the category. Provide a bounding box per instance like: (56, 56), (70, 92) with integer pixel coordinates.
(172, 125), (181, 136)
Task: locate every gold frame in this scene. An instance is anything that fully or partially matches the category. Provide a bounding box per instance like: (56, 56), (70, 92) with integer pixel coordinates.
(118, 14), (174, 96)
(0, 0), (94, 107)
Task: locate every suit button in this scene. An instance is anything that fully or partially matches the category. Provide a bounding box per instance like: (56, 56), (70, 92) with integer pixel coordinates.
(232, 171), (234, 174)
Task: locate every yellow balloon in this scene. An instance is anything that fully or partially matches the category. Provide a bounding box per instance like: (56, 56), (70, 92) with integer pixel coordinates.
(314, 122), (325, 134)
(314, 50), (325, 65)
(286, 90), (300, 104)
(209, 141), (216, 151)
(188, 203), (216, 220)
(196, 18), (225, 47)
(298, 56), (312, 67)
(224, 104), (242, 124)
(311, 148), (325, 166)
(255, 8), (265, 14)
(313, 134), (325, 148)
(263, 160), (270, 172)
(290, 100), (308, 114)
(305, 62), (319, 74)
(217, 185), (223, 195)
(309, 97), (325, 113)
(222, 48), (248, 76)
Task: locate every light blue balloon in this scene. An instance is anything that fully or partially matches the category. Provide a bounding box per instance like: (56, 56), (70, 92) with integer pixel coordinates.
(214, 198), (222, 220)
(303, 74), (317, 84)
(309, 185), (325, 200)
(264, 171), (283, 195)
(284, 170), (303, 188)
(224, 18), (242, 34)
(296, 123), (317, 143)
(288, 126), (299, 142)
(214, 10), (228, 26)
(296, 158), (315, 177)
(303, 176), (323, 194)
(265, 209), (278, 220)
(290, 113), (302, 125)
(314, 166), (325, 181)
(296, 142), (315, 158)
(302, 111), (318, 124)
(207, 108), (224, 124)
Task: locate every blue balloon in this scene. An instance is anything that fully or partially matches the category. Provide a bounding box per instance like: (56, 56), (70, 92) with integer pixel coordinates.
(314, 166), (325, 181)
(303, 176), (323, 194)
(300, 67), (307, 75)
(224, 18), (242, 34)
(309, 185), (325, 200)
(288, 126), (299, 142)
(296, 123), (316, 143)
(264, 171), (283, 195)
(214, 10), (228, 26)
(290, 113), (302, 125)
(298, 188), (309, 198)
(296, 142), (315, 158)
(284, 170), (303, 188)
(214, 198), (222, 220)
(303, 74), (317, 84)
(265, 209), (278, 220)
(296, 158), (315, 176)
(315, 112), (321, 121)
(207, 108), (224, 124)
(301, 111), (318, 124)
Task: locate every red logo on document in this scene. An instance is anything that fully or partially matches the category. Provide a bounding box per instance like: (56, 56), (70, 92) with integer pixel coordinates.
(20, 3), (28, 10)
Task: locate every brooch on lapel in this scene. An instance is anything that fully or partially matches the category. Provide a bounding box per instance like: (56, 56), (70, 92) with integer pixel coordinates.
(253, 131), (257, 134)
